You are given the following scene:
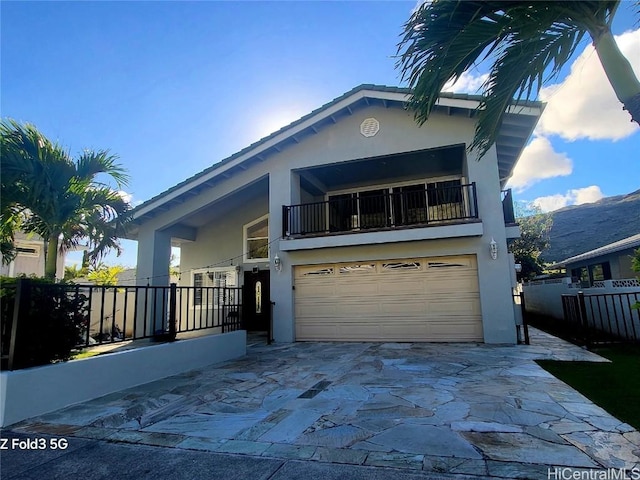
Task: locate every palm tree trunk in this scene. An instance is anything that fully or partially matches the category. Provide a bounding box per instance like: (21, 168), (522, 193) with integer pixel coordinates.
(45, 234), (59, 280)
(592, 28), (640, 125)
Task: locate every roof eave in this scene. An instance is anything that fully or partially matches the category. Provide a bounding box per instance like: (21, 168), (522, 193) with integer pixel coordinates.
(132, 84), (543, 223)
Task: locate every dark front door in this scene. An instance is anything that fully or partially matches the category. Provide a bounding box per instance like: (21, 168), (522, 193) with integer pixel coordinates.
(243, 270), (270, 331)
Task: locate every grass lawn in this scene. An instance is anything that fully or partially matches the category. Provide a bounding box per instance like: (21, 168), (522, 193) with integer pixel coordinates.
(70, 350), (102, 360)
(537, 345), (640, 430)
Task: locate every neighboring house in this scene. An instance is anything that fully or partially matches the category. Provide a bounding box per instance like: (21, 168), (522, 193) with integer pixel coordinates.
(128, 85), (542, 344)
(0, 232), (66, 280)
(551, 233), (640, 287)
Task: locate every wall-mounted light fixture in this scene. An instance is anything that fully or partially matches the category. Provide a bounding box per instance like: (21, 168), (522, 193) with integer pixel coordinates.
(490, 238), (498, 260)
(273, 254), (282, 272)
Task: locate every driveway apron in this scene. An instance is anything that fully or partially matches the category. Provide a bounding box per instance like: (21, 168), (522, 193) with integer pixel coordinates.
(8, 328), (640, 477)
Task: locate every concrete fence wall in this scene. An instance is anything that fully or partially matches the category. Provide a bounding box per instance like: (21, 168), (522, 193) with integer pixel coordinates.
(0, 330), (246, 427)
(523, 277), (640, 320)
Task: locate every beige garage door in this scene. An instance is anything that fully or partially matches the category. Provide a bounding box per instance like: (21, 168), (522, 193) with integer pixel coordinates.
(294, 255), (482, 342)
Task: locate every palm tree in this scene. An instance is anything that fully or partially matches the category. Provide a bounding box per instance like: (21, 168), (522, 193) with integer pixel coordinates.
(396, 1), (640, 158)
(1, 119), (132, 279)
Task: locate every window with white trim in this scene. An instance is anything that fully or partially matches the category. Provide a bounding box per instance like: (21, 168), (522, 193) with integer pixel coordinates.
(244, 214), (269, 262)
(192, 268), (237, 308)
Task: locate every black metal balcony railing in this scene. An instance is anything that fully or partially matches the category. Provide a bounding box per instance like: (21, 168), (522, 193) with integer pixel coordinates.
(283, 183), (478, 237)
(501, 189), (516, 224)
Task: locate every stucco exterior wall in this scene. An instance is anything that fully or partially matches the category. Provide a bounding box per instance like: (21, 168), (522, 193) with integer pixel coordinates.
(180, 194), (269, 282)
(1, 330), (246, 427)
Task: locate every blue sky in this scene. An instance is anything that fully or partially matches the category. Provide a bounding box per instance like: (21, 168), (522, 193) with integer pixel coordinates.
(2, 1), (638, 268)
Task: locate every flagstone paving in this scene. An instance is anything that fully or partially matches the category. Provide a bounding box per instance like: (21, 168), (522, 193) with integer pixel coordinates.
(9, 328), (640, 478)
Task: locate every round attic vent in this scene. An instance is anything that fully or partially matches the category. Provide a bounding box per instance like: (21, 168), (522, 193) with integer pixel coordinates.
(360, 118), (380, 137)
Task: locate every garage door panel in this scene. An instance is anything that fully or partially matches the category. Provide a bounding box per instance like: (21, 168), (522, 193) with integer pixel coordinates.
(379, 300), (430, 316)
(295, 284), (336, 297)
(375, 281), (430, 296)
(425, 274), (478, 290)
(297, 302), (382, 318)
(295, 304), (339, 318)
(296, 321), (483, 342)
(335, 282), (381, 296)
(332, 302), (383, 317)
(294, 255), (483, 342)
(426, 297), (481, 315)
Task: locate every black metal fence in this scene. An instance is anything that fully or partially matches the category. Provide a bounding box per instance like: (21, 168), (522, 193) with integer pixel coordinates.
(1, 279), (243, 370)
(283, 182), (478, 237)
(561, 291), (640, 346)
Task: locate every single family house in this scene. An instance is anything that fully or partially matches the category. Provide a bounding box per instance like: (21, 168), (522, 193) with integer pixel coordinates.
(0, 232), (67, 280)
(551, 233), (640, 287)
(128, 85), (542, 344)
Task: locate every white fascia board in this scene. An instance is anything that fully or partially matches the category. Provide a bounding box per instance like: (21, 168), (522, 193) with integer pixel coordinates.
(504, 104), (544, 117)
(368, 90), (483, 112)
(361, 89), (410, 104)
(435, 97), (482, 111)
(280, 222), (483, 251)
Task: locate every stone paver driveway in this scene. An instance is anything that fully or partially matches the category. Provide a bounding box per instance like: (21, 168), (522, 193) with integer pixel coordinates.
(12, 328), (640, 478)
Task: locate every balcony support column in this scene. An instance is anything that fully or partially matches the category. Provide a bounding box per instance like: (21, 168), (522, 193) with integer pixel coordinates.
(268, 170), (300, 343)
(466, 146), (517, 344)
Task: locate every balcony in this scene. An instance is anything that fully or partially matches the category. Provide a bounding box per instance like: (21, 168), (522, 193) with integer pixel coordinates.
(502, 189), (516, 224)
(283, 182), (478, 238)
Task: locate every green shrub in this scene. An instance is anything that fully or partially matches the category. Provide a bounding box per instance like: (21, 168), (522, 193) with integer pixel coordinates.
(0, 276), (89, 369)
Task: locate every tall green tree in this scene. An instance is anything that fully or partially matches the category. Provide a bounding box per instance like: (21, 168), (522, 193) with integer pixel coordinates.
(1, 119), (132, 279)
(86, 263), (126, 286)
(397, 1), (640, 158)
(508, 203), (553, 280)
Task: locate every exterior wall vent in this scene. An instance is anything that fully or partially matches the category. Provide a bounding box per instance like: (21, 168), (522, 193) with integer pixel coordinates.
(360, 118), (379, 137)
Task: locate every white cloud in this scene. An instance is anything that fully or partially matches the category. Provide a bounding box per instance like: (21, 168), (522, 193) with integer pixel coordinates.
(411, 0), (431, 14)
(532, 194), (571, 213)
(537, 29), (640, 141)
(118, 190), (142, 206)
(442, 71), (488, 94)
(571, 185), (605, 205)
(118, 190), (133, 203)
(507, 136), (573, 191)
(532, 185), (605, 212)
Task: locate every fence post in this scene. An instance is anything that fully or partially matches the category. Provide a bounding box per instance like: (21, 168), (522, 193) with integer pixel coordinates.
(221, 288), (227, 334)
(168, 283), (177, 341)
(471, 182), (478, 218)
(8, 278), (31, 371)
(268, 301), (275, 345)
(519, 292), (530, 345)
(577, 291), (592, 348)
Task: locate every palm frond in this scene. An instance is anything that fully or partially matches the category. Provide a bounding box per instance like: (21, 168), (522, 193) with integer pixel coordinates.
(472, 17), (586, 155)
(398, 1), (513, 125)
(75, 150), (130, 188)
(396, 0), (622, 158)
